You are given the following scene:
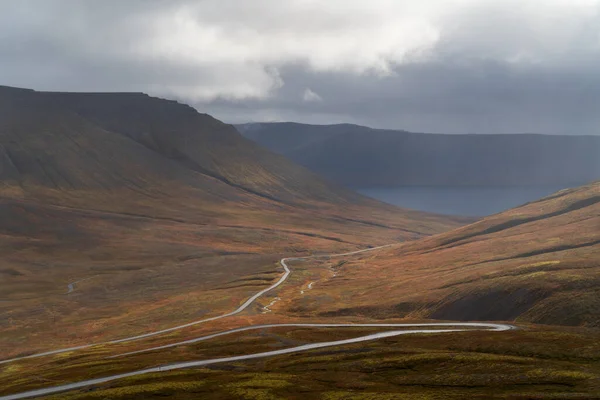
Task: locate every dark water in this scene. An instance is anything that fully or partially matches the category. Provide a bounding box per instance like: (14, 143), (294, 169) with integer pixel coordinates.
(357, 186), (572, 217)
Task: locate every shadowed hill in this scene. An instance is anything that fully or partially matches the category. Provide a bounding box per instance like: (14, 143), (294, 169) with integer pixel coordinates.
(0, 86), (465, 225)
(237, 122), (600, 187)
(43, 93), (365, 204)
(286, 181), (600, 327)
(1, 89), (359, 206)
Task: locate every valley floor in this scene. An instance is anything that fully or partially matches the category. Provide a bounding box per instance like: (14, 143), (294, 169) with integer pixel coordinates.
(1, 248), (599, 399)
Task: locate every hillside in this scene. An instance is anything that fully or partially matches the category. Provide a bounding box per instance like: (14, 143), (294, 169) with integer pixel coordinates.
(0, 85), (467, 356)
(1, 89), (352, 207)
(1, 180), (598, 399)
(237, 122), (600, 187)
(279, 180), (600, 327)
(0, 86), (466, 229)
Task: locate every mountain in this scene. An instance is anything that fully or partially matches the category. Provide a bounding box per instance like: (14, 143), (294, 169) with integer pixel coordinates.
(237, 122), (600, 187)
(0, 86), (468, 228)
(286, 180), (600, 327)
(0, 85), (467, 354)
(1, 89), (349, 207)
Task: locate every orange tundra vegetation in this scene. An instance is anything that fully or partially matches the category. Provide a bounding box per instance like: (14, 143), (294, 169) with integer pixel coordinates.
(1, 85), (599, 400)
(282, 181), (599, 327)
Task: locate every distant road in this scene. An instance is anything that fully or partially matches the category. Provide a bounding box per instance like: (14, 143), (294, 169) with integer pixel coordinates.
(65, 276), (98, 294)
(0, 244), (516, 399)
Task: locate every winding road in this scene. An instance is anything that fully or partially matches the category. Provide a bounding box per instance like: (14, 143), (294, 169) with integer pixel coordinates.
(0, 244), (516, 400)
(0, 245), (391, 365)
(1, 323), (512, 400)
(108, 322), (512, 359)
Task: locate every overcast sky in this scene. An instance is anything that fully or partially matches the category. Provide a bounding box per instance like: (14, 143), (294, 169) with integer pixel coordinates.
(1, 0), (599, 134)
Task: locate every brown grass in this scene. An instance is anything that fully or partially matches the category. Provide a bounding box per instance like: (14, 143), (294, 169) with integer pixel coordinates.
(276, 182), (600, 327)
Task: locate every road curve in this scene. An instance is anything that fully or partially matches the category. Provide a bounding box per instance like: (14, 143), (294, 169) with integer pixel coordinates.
(0, 322), (513, 400)
(109, 322), (512, 358)
(0, 244), (516, 399)
(0, 245), (392, 365)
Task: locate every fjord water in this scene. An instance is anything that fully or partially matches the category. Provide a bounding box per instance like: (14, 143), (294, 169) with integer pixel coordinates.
(357, 185), (574, 217)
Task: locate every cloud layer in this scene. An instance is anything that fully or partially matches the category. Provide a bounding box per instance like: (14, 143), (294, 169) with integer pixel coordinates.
(1, 0), (599, 133)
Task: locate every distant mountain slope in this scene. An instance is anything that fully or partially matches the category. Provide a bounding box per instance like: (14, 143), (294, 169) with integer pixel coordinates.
(237, 122), (600, 187)
(237, 122), (362, 154)
(290, 181), (600, 327)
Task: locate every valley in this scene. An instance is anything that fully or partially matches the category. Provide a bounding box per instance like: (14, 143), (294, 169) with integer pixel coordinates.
(3, 2), (600, 398)
(2, 236), (598, 398)
(0, 86), (598, 399)
(0, 86), (466, 358)
(0, 245), (514, 400)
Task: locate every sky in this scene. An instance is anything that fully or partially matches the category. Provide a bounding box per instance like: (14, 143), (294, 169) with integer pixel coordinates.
(1, 0), (599, 134)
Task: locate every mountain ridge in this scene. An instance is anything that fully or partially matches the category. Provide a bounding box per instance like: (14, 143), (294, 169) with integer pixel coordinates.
(237, 122), (600, 187)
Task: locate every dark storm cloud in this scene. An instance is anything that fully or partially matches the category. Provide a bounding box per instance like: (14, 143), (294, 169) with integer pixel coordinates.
(1, 0), (599, 133)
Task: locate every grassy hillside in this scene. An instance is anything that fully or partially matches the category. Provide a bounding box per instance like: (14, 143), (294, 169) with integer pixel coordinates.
(281, 181), (599, 327)
(1, 181), (598, 399)
(238, 122), (600, 187)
